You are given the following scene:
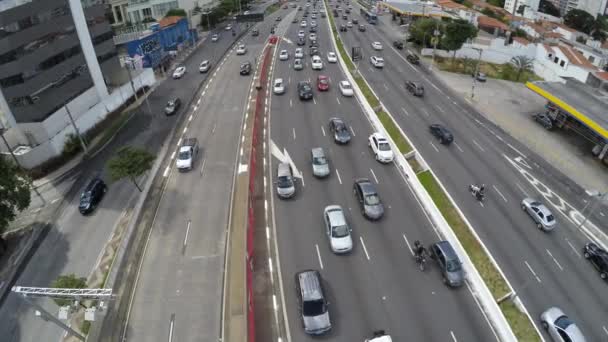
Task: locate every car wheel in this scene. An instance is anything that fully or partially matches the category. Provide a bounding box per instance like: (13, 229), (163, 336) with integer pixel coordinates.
(521, 204), (526, 211)
(442, 276), (447, 285)
(583, 251), (590, 259)
(541, 321), (549, 330)
(375, 153), (379, 161)
(537, 222), (543, 230)
(601, 272), (607, 279)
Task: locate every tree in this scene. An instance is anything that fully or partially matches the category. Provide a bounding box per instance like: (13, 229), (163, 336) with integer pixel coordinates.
(481, 8), (499, 18)
(106, 146), (155, 192)
(0, 157), (31, 236)
(409, 18), (442, 48)
(51, 274), (87, 307)
(510, 55), (534, 81)
(165, 8), (187, 17)
(539, 0), (560, 17)
(442, 19), (478, 64)
(564, 9), (595, 33)
(487, 0), (505, 7)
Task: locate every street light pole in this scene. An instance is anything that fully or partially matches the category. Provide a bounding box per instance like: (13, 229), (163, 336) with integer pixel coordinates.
(471, 47), (483, 99)
(429, 21), (440, 71)
(64, 105), (88, 154)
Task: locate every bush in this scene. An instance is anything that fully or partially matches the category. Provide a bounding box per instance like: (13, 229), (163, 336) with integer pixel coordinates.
(165, 8), (187, 17)
(62, 133), (83, 156)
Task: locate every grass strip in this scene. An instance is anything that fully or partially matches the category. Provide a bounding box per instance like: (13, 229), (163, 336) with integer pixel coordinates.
(377, 111), (412, 154)
(265, 3), (280, 14)
(417, 170), (540, 342)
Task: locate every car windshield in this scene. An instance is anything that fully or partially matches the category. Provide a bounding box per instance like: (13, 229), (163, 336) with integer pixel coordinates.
(342, 83), (351, 89)
(378, 142), (391, 151)
(80, 191), (92, 201)
(332, 225), (349, 238)
(277, 176), (293, 188)
(302, 299), (326, 316)
(313, 155), (327, 165)
(275, 81), (283, 87)
(446, 259), (462, 272)
(178, 151), (191, 160)
(546, 214), (554, 222)
(319, 78), (328, 84)
(554, 315), (574, 330)
(301, 84), (311, 91)
(364, 194), (380, 206)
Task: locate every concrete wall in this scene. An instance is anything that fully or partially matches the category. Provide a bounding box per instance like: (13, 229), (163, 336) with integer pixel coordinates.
(422, 39), (536, 64)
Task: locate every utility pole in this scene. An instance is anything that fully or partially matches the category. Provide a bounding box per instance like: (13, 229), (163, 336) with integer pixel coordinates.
(471, 47), (483, 99)
(64, 105), (88, 154)
(429, 20), (440, 71)
(125, 58), (153, 115)
(124, 60), (139, 101)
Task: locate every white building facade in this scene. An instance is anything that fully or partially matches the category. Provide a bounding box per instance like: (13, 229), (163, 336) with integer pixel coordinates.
(504, 0), (540, 14)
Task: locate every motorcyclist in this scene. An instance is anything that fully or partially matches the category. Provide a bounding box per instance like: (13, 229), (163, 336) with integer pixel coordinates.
(470, 183), (485, 197)
(413, 240), (426, 260)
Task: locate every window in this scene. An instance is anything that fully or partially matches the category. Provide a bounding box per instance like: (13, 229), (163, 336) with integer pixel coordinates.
(142, 8), (153, 19)
(554, 57), (559, 63)
(588, 55), (595, 63)
(560, 60), (565, 67)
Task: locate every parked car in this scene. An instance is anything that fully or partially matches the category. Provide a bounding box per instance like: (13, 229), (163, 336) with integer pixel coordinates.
(371, 41), (383, 50)
(429, 124), (454, 145)
(338, 80), (354, 96)
(429, 241), (464, 287)
(273, 78), (286, 94)
(236, 44), (247, 55)
(172, 66), (186, 79)
(298, 30), (306, 39)
(317, 75), (329, 91)
(583, 242), (608, 280)
(240, 61), (252, 75)
(309, 46), (319, 56)
(521, 198), (557, 231)
(473, 72), (487, 82)
(279, 50), (289, 61)
(327, 52), (338, 63)
(540, 307), (587, 342)
(298, 81), (314, 100)
(199, 60), (211, 73)
(370, 56), (384, 68)
(311, 147), (330, 178)
(533, 112), (554, 130)
(405, 80), (424, 97)
(393, 40), (404, 49)
(79, 177), (107, 214)
(368, 132), (394, 163)
(164, 98), (182, 116)
(353, 178), (384, 220)
(295, 270), (332, 335)
(329, 117), (351, 144)
(406, 53), (419, 65)
(324, 205), (353, 253)
(347, 21), (353, 27)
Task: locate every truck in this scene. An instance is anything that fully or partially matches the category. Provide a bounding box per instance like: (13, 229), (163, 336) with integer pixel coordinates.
(176, 138), (198, 171)
(365, 330), (392, 342)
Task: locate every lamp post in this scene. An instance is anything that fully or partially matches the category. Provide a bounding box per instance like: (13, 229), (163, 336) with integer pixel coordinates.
(124, 58), (153, 116)
(471, 47), (483, 99)
(429, 21), (440, 71)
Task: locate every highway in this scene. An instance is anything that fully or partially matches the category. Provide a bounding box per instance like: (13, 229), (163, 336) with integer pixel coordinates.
(266, 4), (498, 341)
(122, 11), (280, 342)
(335, 2), (608, 340)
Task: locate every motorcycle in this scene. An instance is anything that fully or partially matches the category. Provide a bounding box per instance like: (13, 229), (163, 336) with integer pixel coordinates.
(414, 254), (426, 272)
(468, 184), (484, 201)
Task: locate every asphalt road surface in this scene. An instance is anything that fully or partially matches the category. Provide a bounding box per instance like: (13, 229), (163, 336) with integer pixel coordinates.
(335, 2), (608, 340)
(266, 5), (498, 341)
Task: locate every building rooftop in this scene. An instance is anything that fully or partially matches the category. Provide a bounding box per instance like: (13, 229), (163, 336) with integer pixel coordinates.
(159, 16), (184, 28)
(436, 0), (469, 11)
(527, 80), (608, 140)
(557, 44), (596, 69)
(512, 36), (530, 45)
(595, 72), (608, 81)
(477, 15), (509, 30)
(383, 0), (454, 18)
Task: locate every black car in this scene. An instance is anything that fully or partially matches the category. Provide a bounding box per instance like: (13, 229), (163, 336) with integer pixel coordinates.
(406, 53), (420, 65)
(533, 112), (553, 130)
(309, 26), (317, 32)
(342, 14), (348, 20)
(429, 124), (454, 145)
(310, 47), (319, 56)
(79, 177), (107, 215)
(340, 24), (347, 32)
(252, 28), (259, 36)
(270, 26), (276, 34)
(298, 81), (313, 100)
(297, 37), (306, 46)
(276, 16), (282, 21)
(405, 81), (424, 97)
(352, 18), (358, 24)
(164, 98), (182, 116)
(328, 117), (351, 144)
(240, 61), (252, 75)
(353, 178), (384, 220)
(393, 41), (404, 49)
(358, 24), (366, 32)
(583, 242), (608, 280)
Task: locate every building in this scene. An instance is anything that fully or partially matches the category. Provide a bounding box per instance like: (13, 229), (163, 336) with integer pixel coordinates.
(504, 0), (540, 14)
(0, 0), (154, 168)
(564, 0), (608, 17)
(109, 0), (215, 28)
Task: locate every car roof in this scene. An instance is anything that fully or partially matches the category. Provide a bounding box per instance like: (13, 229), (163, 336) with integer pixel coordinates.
(435, 241), (458, 259)
(296, 270), (323, 300)
(355, 178), (375, 193)
(311, 147), (325, 157)
(326, 206), (346, 226)
(318, 75), (328, 79)
(275, 78), (283, 83)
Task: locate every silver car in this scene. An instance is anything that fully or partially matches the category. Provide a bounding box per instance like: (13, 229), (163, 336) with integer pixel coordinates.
(294, 58), (304, 70)
(540, 307), (587, 342)
(276, 163), (295, 198)
(324, 205), (353, 254)
(521, 198), (556, 231)
(311, 148), (330, 178)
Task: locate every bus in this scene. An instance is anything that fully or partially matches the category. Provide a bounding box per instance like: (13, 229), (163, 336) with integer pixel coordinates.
(360, 8), (378, 24)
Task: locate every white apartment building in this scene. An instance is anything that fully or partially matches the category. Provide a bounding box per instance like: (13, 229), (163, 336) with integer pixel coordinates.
(504, 0), (540, 14)
(564, 0), (608, 17)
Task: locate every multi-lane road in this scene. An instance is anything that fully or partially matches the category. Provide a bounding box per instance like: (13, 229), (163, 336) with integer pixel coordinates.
(266, 5), (498, 341)
(332, 1), (608, 340)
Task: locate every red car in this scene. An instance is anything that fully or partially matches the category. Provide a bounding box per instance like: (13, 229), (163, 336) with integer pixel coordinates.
(317, 75), (330, 91)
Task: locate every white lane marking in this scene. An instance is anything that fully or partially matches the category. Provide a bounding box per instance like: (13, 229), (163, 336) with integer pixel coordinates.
(360, 236), (370, 260)
(336, 168), (342, 184)
(290, 99), (293, 108)
(170, 151), (176, 160)
(163, 166), (170, 177)
(212, 123), (217, 134)
(292, 128), (296, 140)
(472, 139), (486, 152)
(546, 249), (563, 271)
(350, 126), (356, 137)
(602, 326), (608, 337)
(383, 83), (389, 91)
(436, 105), (445, 113)
(524, 261), (542, 283)
(189, 114), (193, 122)
(402, 234), (414, 256)
(315, 244), (324, 269)
(453, 142), (464, 153)
(51, 198), (60, 204)
(168, 314), (175, 342)
(565, 238), (581, 258)
(401, 107), (410, 116)
(450, 331), (458, 342)
(183, 220), (191, 248)
(507, 143), (527, 158)
(177, 138), (182, 147)
(422, 108), (430, 117)
(429, 142), (439, 152)
(183, 126), (188, 134)
(199, 158), (207, 176)
(272, 294), (278, 312)
(321, 126), (326, 136)
(336, 97), (341, 105)
(370, 168), (379, 184)
(492, 185), (508, 203)
(600, 212), (605, 217)
(515, 182), (529, 197)
(313, 98), (317, 105)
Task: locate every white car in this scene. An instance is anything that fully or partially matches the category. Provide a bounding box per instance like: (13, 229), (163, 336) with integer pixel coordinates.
(273, 78), (286, 94)
(295, 48), (304, 59)
(311, 20), (317, 27)
(172, 66), (186, 79)
(372, 41), (383, 50)
(311, 13), (317, 19)
(298, 30), (305, 38)
(279, 50), (289, 61)
(300, 20), (307, 27)
(327, 52), (338, 63)
(293, 58), (304, 70)
(199, 60), (211, 73)
(347, 21), (353, 27)
(211, 34), (219, 42)
(338, 80), (354, 97)
(310, 33), (317, 40)
(324, 205), (353, 254)
(311, 55), (323, 70)
(370, 56), (384, 68)
(369, 133), (394, 163)
(236, 44), (247, 55)
(226, 25), (232, 31)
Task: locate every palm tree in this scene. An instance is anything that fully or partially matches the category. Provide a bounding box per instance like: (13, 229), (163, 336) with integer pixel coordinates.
(510, 55), (534, 81)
